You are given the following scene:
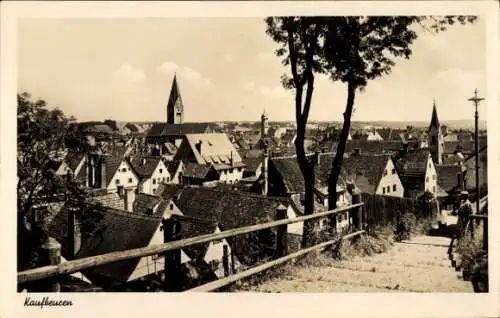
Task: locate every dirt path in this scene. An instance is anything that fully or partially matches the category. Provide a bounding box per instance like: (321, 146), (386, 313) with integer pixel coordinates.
(237, 235), (473, 293)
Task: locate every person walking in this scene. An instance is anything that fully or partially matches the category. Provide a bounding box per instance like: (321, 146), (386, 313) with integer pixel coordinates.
(456, 190), (473, 239)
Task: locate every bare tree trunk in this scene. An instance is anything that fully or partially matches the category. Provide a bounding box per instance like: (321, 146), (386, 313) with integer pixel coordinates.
(295, 127), (316, 247)
(328, 82), (357, 228)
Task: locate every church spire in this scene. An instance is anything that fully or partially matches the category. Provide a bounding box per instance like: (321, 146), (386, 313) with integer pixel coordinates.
(166, 74), (184, 124)
(429, 98), (440, 131)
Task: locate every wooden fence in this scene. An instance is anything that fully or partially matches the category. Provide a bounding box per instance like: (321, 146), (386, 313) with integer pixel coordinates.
(18, 200), (365, 292)
(361, 193), (436, 234)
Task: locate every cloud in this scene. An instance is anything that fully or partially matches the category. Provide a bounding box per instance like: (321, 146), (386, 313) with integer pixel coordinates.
(157, 61), (214, 89)
(224, 54), (234, 63)
(114, 63), (146, 82)
(244, 81), (256, 91)
(260, 85), (289, 99)
(157, 61), (180, 74)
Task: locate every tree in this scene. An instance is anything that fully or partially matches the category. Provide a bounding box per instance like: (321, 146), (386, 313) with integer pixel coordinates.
(265, 17), (325, 247)
(104, 119), (119, 131)
(265, 16), (477, 244)
(17, 92), (103, 272)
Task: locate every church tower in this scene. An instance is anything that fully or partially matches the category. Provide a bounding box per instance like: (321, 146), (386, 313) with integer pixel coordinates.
(166, 75), (184, 124)
(261, 109), (269, 137)
(428, 99), (444, 165)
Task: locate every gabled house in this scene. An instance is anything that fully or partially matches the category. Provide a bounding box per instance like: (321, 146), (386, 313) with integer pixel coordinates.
(174, 133), (245, 184)
(47, 201), (236, 290)
(86, 154), (140, 194)
(393, 148), (438, 199)
(160, 185), (301, 265)
(343, 153), (404, 197)
(130, 156), (181, 195)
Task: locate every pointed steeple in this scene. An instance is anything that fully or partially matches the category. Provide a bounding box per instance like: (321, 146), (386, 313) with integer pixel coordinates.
(429, 99), (440, 131)
(166, 74), (184, 124)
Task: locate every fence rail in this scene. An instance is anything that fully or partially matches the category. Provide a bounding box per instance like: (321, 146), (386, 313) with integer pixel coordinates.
(186, 230), (365, 292)
(18, 202), (364, 287)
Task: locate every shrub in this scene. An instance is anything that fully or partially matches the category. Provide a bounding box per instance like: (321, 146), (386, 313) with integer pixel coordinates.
(394, 211), (416, 242)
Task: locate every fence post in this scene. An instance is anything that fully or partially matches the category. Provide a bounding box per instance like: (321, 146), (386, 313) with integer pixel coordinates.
(162, 218), (182, 292)
(222, 245), (230, 277)
(30, 237), (61, 292)
(482, 217), (488, 251)
(351, 190), (362, 231)
(276, 204), (288, 258)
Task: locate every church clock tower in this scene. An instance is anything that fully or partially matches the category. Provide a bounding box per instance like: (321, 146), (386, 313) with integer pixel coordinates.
(428, 99), (444, 165)
(166, 75), (184, 124)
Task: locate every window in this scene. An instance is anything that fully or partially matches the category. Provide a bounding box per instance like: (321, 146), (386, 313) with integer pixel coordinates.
(426, 177), (429, 183)
(392, 169), (396, 175)
(387, 186), (390, 193)
(115, 179), (120, 185)
(432, 174), (436, 180)
(433, 186), (436, 193)
(383, 170), (388, 176)
(429, 163), (431, 168)
(122, 168), (127, 172)
(159, 168), (163, 173)
(382, 187), (386, 194)
(167, 176), (170, 182)
(128, 178), (133, 183)
(393, 184), (397, 191)
(153, 179), (156, 185)
(153, 188), (156, 194)
(162, 177), (165, 182)
(208, 260), (219, 271)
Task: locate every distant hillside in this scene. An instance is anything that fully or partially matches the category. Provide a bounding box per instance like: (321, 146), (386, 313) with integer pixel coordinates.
(354, 120), (487, 131)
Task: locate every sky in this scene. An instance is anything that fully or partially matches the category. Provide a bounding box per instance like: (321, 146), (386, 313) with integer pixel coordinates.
(17, 17), (486, 123)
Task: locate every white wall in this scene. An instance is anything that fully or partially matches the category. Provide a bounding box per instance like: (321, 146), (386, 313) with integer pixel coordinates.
(425, 155), (438, 196)
(107, 161), (139, 193)
(141, 160), (174, 195)
(375, 159), (405, 198)
(218, 167), (245, 184)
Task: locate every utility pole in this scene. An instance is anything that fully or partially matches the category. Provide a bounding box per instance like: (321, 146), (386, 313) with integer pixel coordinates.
(467, 89), (484, 216)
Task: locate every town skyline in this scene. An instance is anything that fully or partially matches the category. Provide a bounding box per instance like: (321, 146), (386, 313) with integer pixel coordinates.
(18, 17), (486, 123)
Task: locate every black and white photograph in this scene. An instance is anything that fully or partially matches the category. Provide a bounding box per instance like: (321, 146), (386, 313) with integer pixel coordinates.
(1, 1), (499, 318)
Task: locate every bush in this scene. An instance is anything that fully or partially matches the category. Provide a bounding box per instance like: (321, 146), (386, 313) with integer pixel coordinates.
(394, 212), (416, 242)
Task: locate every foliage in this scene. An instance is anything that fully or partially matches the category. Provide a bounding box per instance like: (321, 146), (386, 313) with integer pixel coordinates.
(264, 16), (478, 240)
(17, 92), (103, 271)
(104, 119), (119, 131)
(394, 211), (417, 242)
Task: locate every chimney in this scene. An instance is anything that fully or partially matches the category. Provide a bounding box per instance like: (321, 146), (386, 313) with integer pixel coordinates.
(262, 151), (269, 196)
(195, 140), (202, 154)
(67, 207), (81, 259)
(230, 150), (234, 166)
(124, 188), (136, 212)
(100, 156), (107, 189)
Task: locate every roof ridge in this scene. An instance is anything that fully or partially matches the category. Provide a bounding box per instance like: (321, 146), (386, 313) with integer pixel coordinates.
(92, 204), (163, 221)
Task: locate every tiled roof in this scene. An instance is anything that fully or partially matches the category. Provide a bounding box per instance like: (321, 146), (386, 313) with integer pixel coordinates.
(147, 123), (217, 137)
(102, 155), (126, 187)
(376, 128), (406, 142)
(183, 133), (243, 166)
(165, 160), (181, 177)
(243, 157), (263, 173)
(269, 153), (348, 194)
(342, 154), (391, 194)
(132, 193), (163, 216)
(317, 139), (416, 155)
(235, 138), (250, 150)
(130, 156), (162, 179)
(443, 137), (487, 154)
(240, 149), (264, 159)
(75, 208), (161, 286)
(436, 165), (462, 192)
(169, 214), (218, 260)
(183, 162), (213, 179)
(393, 148), (430, 176)
(89, 192), (125, 210)
(164, 186), (290, 265)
